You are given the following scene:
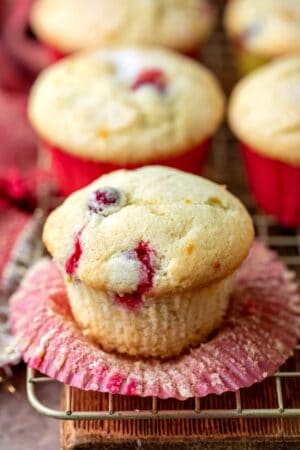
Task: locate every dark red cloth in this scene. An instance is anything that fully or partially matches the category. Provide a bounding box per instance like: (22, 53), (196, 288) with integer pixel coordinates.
(0, 198), (30, 280)
(0, 89), (56, 209)
(0, 0), (53, 92)
(0, 0), (58, 210)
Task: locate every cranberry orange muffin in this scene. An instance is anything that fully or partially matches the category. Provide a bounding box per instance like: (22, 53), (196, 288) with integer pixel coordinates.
(30, 0), (216, 58)
(43, 166), (254, 358)
(28, 47), (225, 195)
(229, 55), (300, 227)
(224, 0), (300, 74)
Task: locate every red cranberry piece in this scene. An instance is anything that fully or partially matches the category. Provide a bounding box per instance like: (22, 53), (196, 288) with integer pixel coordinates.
(115, 241), (156, 311)
(131, 69), (167, 92)
(135, 241), (155, 293)
(115, 292), (143, 311)
(88, 187), (120, 214)
(65, 231), (83, 276)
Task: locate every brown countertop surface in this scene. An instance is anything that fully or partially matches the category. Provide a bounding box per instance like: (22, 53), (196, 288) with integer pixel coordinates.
(1, 366), (59, 450)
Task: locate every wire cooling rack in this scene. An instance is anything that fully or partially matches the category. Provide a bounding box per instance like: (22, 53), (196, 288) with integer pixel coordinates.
(25, 2), (300, 423)
(25, 214), (300, 421)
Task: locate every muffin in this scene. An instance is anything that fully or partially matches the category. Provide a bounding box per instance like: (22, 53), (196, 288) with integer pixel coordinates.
(28, 47), (225, 195)
(43, 166), (254, 359)
(229, 55), (300, 227)
(29, 0), (216, 59)
(224, 0), (300, 75)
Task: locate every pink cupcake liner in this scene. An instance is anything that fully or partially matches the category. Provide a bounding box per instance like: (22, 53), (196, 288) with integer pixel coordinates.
(45, 140), (211, 196)
(9, 241), (300, 400)
(241, 143), (300, 227)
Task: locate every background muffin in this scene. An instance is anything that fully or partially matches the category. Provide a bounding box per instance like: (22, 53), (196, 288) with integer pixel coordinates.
(28, 47), (225, 195)
(229, 55), (300, 227)
(30, 0), (216, 58)
(224, 0), (300, 74)
(43, 166), (254, 358)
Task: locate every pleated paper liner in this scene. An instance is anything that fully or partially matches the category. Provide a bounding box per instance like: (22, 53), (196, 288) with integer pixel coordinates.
(241, 143), (300, 228)
(9, 241), (300, 400)
(44, 45), (204, 63)
(45, 139), (211, 196)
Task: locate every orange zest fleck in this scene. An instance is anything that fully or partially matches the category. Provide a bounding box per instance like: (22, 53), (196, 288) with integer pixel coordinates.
(186, 244), (194, 254)
(97, 129), (109, 139)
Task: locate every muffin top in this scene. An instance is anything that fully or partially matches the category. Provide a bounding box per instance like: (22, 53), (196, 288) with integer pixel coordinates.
(229, 55), (300, 166)
(28, 47), (225, 164)
(224, 0), (300, 58)
(43, 166), (254, 296)
(30, 0), (215, 54)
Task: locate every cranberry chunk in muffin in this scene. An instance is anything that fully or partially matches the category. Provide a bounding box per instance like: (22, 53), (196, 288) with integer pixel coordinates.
(43, 166), (253, 358)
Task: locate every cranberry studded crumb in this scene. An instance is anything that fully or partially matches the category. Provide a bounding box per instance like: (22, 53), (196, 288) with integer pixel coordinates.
(88, 187), (121, 214)
(131, 69), (167, 92)
(65, 231), (83, 278)
(115, 241), (156, 311)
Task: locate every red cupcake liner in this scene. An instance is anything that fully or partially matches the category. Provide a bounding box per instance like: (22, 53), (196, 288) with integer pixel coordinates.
(241, 143), (300, 227)
(44, 44), (202, 62)
(9, 241), (300, 400)
(44, 45), (65, 62)
(45, 140), (211, 195)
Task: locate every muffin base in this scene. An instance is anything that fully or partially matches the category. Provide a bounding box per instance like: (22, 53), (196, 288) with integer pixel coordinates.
(241, 143), (300, 227)
(65, 275), (233, 359)
(44, 140), (211, 195)
(9, 241), (300, 399)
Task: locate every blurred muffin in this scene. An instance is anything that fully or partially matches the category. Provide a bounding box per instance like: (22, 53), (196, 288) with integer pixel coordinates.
(28, 47), (225, 195)
(224, 0), (300, 74)
(43, 166), (254, 358)
(229, 55), (300, 227)
(30, 0), (216, 58)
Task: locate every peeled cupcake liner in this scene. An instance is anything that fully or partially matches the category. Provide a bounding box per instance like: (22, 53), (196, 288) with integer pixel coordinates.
(9, 241), (300, 400)
(241, 143), (300, 228)
(44, 140), (211, 196)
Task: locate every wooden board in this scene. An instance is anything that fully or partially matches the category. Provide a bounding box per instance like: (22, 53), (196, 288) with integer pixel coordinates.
(61, 355), (300, 450)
